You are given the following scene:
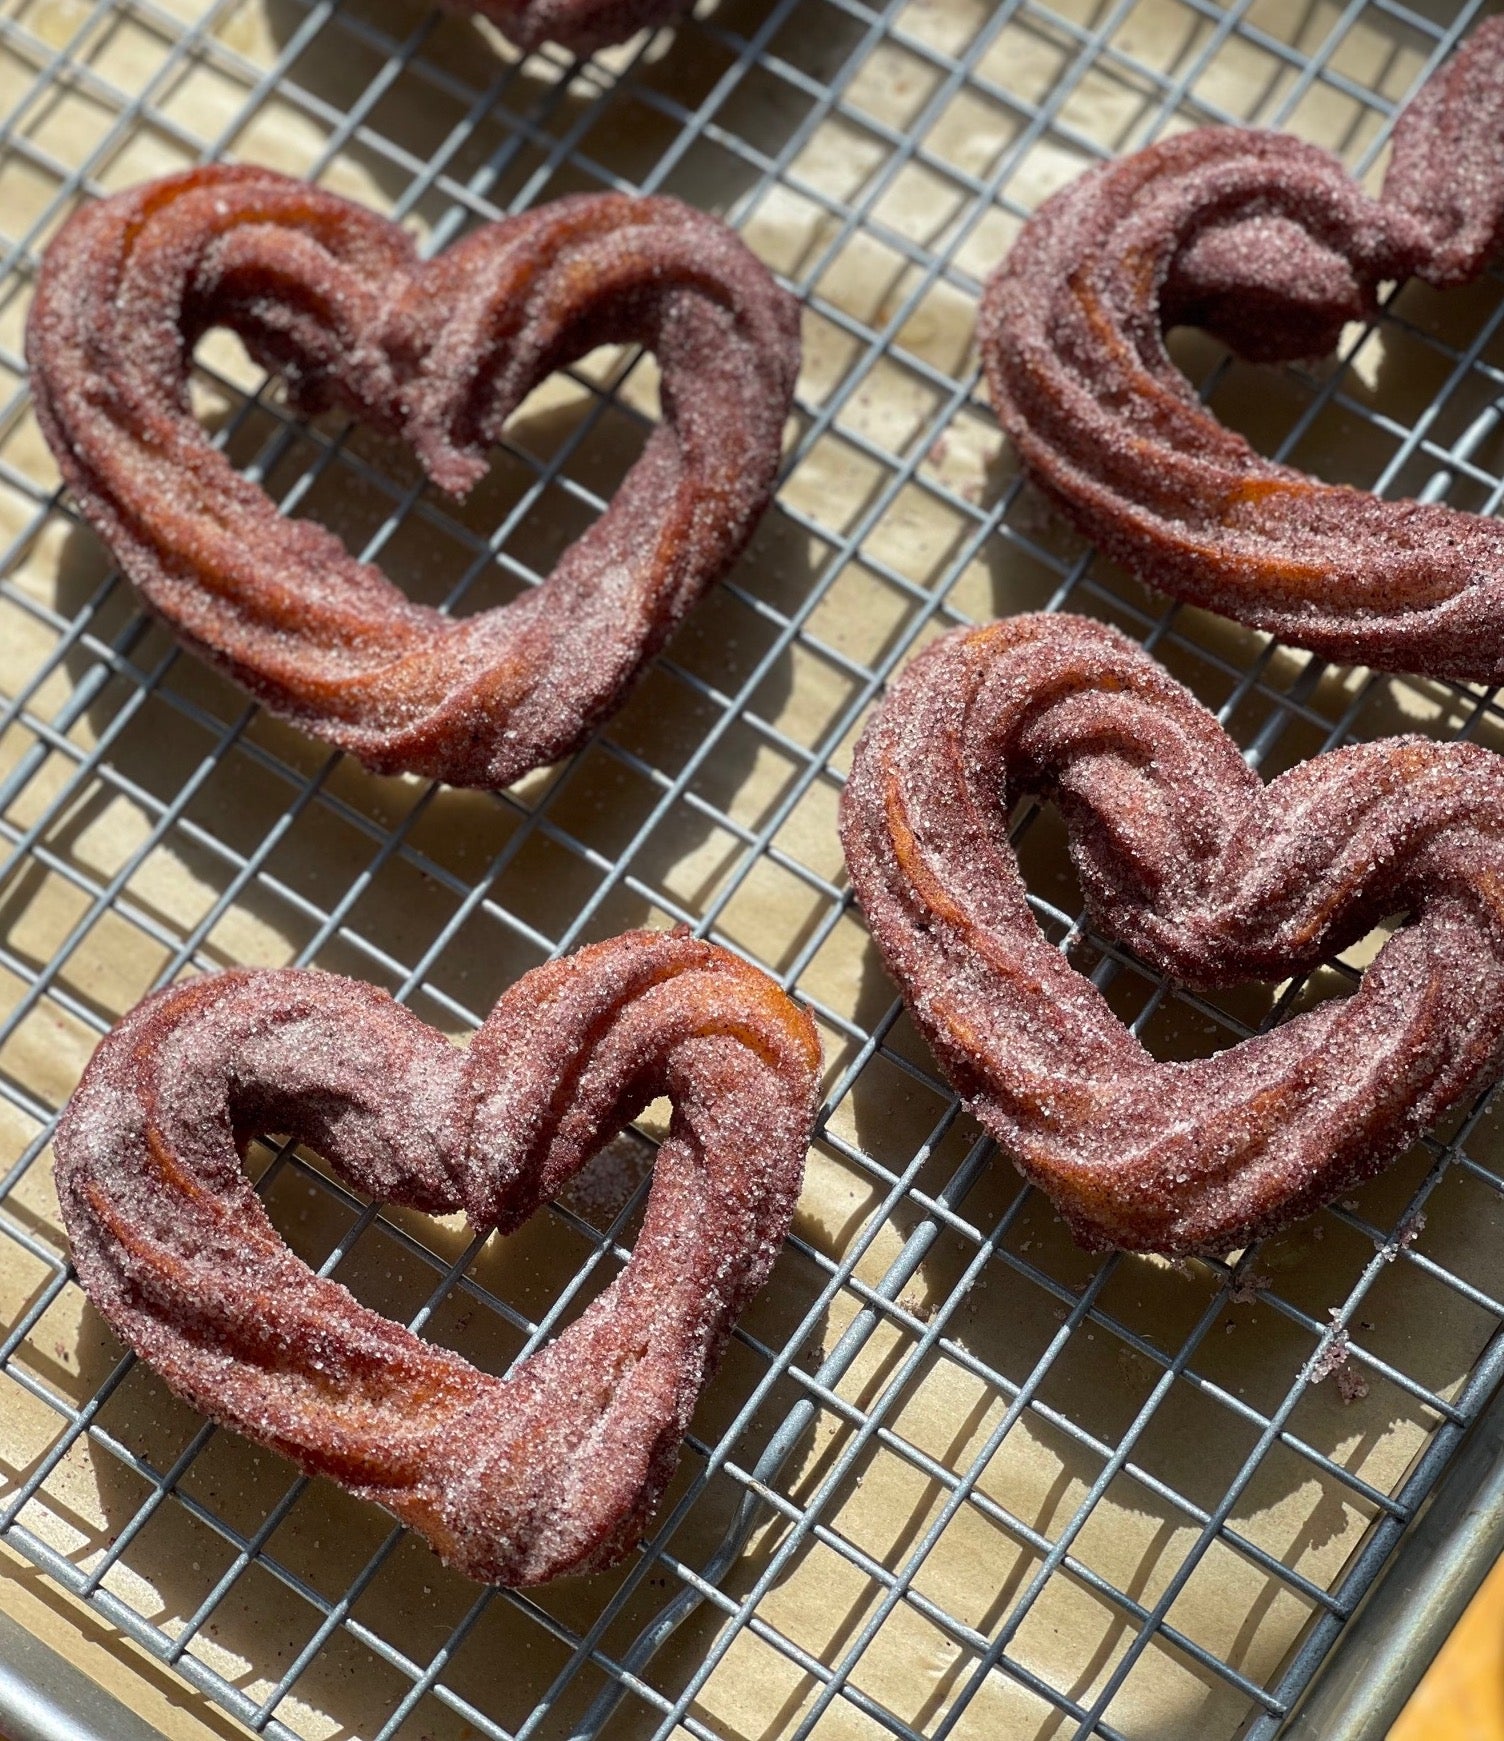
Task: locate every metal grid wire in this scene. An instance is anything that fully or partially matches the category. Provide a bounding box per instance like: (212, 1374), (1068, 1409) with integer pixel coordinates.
(1, 0), (1503, 1734)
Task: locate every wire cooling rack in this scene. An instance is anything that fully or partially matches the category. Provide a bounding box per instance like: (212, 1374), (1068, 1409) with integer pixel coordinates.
(2, 0), (1504, 1736)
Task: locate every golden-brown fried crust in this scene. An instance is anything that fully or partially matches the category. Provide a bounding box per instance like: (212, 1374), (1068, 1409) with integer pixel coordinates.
(27, 166), (800, 787)
(979, 17), (1504, 682)
(53, 930), (821, 1585)
(839, 613), (1504, 1255)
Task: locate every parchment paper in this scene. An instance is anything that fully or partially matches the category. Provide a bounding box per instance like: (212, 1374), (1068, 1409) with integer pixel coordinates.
(0, 0), (1502, 1736)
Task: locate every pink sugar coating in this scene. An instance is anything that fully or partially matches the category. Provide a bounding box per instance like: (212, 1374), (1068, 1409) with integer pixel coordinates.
(26, 166), (800, 788)
(53, 930), (822, 1585)
(979, 16), (1504, 681)
(838, 614), (1504, 1255)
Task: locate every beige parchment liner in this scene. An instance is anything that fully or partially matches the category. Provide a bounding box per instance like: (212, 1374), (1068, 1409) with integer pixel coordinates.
(1, 0), (1503, 1735)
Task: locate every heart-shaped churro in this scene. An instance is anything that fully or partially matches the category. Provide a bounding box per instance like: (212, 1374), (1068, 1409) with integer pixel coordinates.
(28, 166), (799, 787)
(840, 613), (1504, 1253)
(980, 18), (1504, 681)
(53, 930), (821, 1584)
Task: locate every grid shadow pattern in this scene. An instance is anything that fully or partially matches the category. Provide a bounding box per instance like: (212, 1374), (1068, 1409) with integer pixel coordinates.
(0, 0), (1503, 1736)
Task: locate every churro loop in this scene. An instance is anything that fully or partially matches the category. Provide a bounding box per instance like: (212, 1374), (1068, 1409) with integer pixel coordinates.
(54, 930), (821, 1585)
(839, 613), (1504, 1254)
(469, 0), (690, 53)
(28, 166), (799, 787)
(980, 17), (1504, 681)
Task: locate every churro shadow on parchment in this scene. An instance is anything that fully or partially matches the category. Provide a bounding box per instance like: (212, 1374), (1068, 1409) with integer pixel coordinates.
(807, 108), (1504, 1733)
(846, 504), (1504, 1733)
(792, 259), (1504, 1741)
(0, 0), (884, 1718)
(631, 5), (1504, 1733)
(829, 794), (1504, 1738)
(8, 3), (1504, 1737)
(0, 0), (864, 1006)
(9, 1119), (842, 1741)
(0, 266), (854, 1741)
(241, 0), (851, 225)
